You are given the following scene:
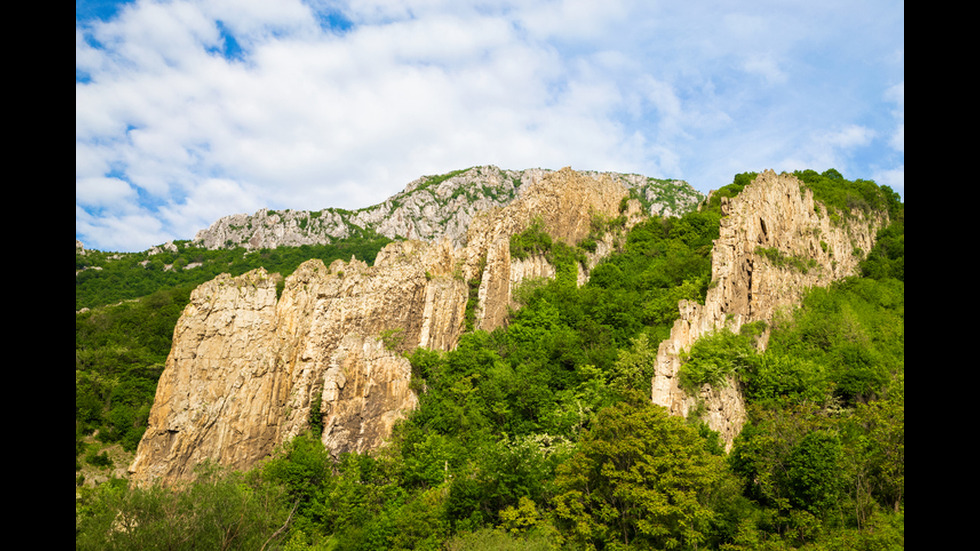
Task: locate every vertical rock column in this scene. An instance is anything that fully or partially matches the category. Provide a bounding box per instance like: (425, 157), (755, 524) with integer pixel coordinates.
(650, 170), (888, 450)
(128, 269), (285, 487)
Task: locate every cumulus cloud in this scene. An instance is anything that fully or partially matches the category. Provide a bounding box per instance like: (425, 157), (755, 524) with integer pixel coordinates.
(76, 177), (138, 208)
(76, 0), (904, 251)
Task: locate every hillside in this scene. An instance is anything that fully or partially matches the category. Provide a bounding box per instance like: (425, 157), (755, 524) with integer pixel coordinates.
(191, 165), (703, 250)
(76, 167), (904, 550)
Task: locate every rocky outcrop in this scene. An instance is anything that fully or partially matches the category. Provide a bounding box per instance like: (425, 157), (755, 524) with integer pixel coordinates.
(130, 168), (646, 487)
(129, 166), (890, 487)
(127, 269), (285, 484)
(650, 170), (889, 450)
(191, 165), (701, 251)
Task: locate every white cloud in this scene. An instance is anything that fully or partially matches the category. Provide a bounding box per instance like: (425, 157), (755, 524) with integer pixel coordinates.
(76, 0), (905, 251)
(740, 54), (788, 85)
(76, 177), (138, 208)
(874, 165), (904, 196)
(76, 204), (168, 253)
(157, 178), (268, 237)
(828, 125), (877, 150)
(885, 81), (904, 154)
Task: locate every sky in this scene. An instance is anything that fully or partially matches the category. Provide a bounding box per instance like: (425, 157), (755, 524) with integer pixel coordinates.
(76, 0), (904, 252)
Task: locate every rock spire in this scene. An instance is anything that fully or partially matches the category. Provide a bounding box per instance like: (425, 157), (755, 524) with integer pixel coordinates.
(129, 168), (639, 486)
(649, 170), (888, 449)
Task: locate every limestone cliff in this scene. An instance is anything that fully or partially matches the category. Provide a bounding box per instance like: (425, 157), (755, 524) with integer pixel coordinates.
(129, 168), (643, 487)
(129, 167), (887, 487)
(191, 165), (701, 250)
(649, 170), (889, 450)
(127, 269), (286, 484)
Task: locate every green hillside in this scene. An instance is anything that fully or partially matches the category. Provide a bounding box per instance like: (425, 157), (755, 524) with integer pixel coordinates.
(75, 170), (904, 550)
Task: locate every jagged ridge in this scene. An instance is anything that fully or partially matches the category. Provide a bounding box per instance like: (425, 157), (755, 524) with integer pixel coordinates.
(192, 165), (703, 250)
(129, 168), (653, 487)
(129, 168), (890, 489)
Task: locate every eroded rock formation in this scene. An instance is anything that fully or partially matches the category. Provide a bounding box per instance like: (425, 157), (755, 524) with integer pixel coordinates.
(650, 170), (889, 450)
(129, 168), (640, 487)
(130, 167), (888, 487)
(191, 165), (701, 251)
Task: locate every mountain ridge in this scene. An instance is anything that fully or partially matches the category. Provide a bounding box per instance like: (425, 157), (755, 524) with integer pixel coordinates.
(78, 167), (903, 550)
(128, 167), (649, 486)
(190, 165), (703, 251)
(126, 168), (890, 487)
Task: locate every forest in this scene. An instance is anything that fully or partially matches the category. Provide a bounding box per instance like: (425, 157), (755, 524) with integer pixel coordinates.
(75, 169), (904, 550)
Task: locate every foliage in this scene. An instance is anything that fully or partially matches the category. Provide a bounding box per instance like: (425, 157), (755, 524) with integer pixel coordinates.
(76, 169), (903, 550)
(75, 284), (190, 452)
(509, 217), (554, 260)
(678, 323), (765, 393)
(552, 401), (726, 550)
(761, 276), (903, 406)
(704, 171), (757, 212)
(76, 234), (392, 311)
(75, 465), (294, 551)
(794, 168), (903, 223)
(755, 246), (818, 273)
(860, 212), (904, 282)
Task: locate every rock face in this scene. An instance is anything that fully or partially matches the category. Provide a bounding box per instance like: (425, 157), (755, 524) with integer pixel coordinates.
(649, 170), (889, 450)
(191, 165), (702, 251)
(130, 167), (888, 487)
(128, 269), (285, 484)
(129, 168), (647, 487)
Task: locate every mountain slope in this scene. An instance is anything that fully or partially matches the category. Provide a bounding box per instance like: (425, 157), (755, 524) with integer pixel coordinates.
(78, 167), (904, 551)
(128, 167), (650, 486)
(191, 165), (703, 250)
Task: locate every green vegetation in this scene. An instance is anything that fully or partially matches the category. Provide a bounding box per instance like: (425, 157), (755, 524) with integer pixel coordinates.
(76, 231), (392, 311)
(76, 170), (904, 550)
(755, 246), (818, 273)
(795, 168), (904, 224)
(509, 217), (554, 261)
(705, 171), (758, 212)
(678, 322), (766, 393)
(422, 168), (470, 189)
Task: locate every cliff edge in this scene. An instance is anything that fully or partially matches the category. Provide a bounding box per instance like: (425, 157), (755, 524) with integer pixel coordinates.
(650, 170), (889, 450)
(129, 168), (638, 487)
(129, 168), (889, 487)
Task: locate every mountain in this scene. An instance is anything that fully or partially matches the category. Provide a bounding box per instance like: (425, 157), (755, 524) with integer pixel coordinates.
(127, 168), (889, 487)
(78, 166), (903, 550)
(649, 170), (888, 449)
(190, 165), (703, 250)
(129, 167), (653, 486)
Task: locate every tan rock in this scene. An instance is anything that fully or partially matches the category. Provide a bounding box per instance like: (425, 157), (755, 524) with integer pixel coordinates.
(127, 269), (285, 484)
(129, 168), (637, 487)
(650, 170), (889, 450)
(130, 167), (889, 487)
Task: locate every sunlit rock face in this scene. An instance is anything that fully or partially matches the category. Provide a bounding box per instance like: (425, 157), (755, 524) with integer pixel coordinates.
(129, 167), (889, 487)
(191, 165), (702, 251)
(650, 170), (889, 451)
(130, 167), (662, 487)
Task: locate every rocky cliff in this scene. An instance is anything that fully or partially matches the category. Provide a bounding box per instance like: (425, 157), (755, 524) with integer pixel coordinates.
(129, 168), (649, 487)
(129, 168), (889, 487)
(649, 170), (889, 450)
(191, 165), (702, 250)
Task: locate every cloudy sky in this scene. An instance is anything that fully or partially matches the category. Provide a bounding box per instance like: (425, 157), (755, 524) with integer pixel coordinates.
(76, 0), (904, 252)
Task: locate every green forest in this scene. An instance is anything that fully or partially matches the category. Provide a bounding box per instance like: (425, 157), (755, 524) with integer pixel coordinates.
(75, 170), (904, 550)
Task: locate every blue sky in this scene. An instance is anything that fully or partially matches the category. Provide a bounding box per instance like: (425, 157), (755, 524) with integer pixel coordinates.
(76, 0), (904, 252)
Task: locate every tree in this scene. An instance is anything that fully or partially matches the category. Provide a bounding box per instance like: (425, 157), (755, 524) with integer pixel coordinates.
(552, 401), (725, 550)
(75, 465), (294, 551)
